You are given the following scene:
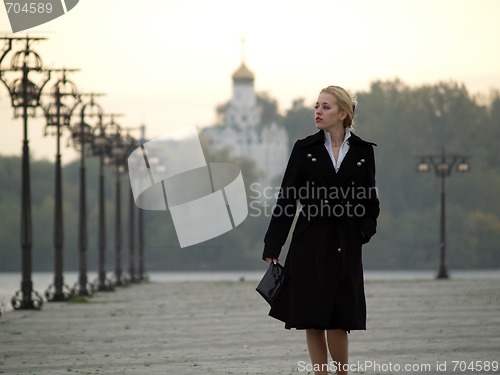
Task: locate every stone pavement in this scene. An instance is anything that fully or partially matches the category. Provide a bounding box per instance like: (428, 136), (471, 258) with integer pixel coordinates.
(1, 276), (499, 374)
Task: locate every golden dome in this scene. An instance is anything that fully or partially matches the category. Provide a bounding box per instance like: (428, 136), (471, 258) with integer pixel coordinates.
(232, 62), (254, 81)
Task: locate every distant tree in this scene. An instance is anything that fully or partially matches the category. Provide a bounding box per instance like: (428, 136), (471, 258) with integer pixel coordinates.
(283, 98), (315, 149)
(256, 91), (283, 127)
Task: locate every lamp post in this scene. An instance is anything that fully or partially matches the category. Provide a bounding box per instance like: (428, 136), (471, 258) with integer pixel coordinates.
(121, 126), (147, 282)
(121, 125), (146, 283)
(0, 36), (51, 310)
(105, 114), (129, 287)
(41, 68), (80, 301)
(128, 169), (137, 283)
(416, 150), (470, 279)
(70, 94), (101, 296)
(136, 125), (146, 282)
(137, 176), (145, 282)
(122, 132), (138, 283)
(90, 102), (115, 292)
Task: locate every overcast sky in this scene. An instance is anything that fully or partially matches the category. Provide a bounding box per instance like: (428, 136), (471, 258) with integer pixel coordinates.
(1, 0), (499, 162)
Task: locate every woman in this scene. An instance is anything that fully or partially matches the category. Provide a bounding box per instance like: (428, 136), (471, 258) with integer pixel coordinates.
(262, 85), (379, 375)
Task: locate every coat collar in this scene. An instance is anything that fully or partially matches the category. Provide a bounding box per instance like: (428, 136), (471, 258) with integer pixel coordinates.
(302, 129), (377, 148)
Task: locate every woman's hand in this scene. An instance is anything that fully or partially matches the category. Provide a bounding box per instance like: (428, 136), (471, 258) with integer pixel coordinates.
(264, 257), (279, 264)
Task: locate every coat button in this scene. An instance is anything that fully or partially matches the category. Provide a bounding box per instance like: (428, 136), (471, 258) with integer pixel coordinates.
(312, 158), (317, 162)
(357, 162), (362, 166)
(337, 248), (342, 253)
(307, 153), (312, 158)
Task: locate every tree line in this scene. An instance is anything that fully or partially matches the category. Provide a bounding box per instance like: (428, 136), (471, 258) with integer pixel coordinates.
(1, 79), (499, 272)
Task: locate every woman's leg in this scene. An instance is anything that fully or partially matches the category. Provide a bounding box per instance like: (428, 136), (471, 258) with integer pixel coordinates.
(306, 329), (328, 375)
(326, 329), (348, 375)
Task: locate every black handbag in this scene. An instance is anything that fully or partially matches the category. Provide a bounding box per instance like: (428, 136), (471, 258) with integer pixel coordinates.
(256, 262), (284, 305)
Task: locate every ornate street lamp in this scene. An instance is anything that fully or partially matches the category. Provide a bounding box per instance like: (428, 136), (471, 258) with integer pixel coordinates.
(126, 125), (146, 282)
(104, 114), (129, 287)
(119, 125), (146, 283)
(122, 132), (138, 283)
(137, 179), (145, 283)
(70, 94), (102, 296)
(41, 68), (81, 302)
(138, 126), (148, 282)
(0, 36), (51, 310)
(416, 150), (470, 279)
(90, 103), (115, 292)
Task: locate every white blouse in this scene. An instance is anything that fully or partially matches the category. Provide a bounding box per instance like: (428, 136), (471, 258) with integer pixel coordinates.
(324, 129), (351, 173)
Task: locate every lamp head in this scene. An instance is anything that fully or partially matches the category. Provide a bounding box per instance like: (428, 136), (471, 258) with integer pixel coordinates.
(417, 160), (430, 173)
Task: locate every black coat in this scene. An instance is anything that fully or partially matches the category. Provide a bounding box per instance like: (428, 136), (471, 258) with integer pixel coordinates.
(262, 130), (380, 330)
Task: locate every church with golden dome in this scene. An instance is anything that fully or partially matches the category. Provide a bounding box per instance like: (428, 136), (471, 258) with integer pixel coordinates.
(201, 59), (289, 190)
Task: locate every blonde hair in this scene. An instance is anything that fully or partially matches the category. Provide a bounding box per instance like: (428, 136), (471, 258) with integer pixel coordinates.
(320, 85), (357, 128)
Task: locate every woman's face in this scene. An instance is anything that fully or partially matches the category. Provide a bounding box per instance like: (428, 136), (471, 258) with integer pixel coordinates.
(314, 92), (345, 131)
